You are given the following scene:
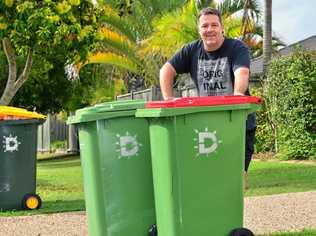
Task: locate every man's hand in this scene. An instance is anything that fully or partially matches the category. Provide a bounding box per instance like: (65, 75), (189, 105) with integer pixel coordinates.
(160, 62), (177, 100)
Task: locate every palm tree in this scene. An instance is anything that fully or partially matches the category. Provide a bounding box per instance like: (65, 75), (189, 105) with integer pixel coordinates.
(70, 1), (187, 86)
(141, 0), (261, 58)
(243, 25), (285, 58)
(262, 0), (272, 74)
(195, 0), (214, 9)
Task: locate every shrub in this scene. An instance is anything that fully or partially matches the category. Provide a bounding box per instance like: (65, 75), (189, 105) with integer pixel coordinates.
(250, 86), (275, 153)
(263, 49), (316, 160)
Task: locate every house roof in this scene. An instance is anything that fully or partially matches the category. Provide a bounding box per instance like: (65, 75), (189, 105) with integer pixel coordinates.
(250, 35), (316, 76)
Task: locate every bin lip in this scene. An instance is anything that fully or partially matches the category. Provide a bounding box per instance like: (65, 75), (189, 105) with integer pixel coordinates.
(145, 96), (262, 108)
(0, 119), (45, 125)
(67, 99), (147, 125)
(74, 99), (146, 116)
(0, 106), (46, 119)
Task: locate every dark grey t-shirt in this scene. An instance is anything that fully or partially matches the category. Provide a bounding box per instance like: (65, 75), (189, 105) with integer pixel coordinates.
(168, 38), (256, 130)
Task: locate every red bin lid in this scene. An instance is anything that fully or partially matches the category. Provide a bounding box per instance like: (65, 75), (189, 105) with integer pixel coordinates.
(145, 96), (262, 108)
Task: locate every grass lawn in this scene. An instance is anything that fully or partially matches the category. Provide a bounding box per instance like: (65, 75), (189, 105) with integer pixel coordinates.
(247, 159), (316, 197)
(0, 155), (315, 235)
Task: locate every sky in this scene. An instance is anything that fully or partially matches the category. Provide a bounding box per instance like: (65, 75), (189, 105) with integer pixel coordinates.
(215, 0), (316, 45)
(260, 0), (316, 45)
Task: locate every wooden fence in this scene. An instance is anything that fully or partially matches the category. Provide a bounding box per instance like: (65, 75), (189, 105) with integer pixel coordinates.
(37, 114), (79, 153)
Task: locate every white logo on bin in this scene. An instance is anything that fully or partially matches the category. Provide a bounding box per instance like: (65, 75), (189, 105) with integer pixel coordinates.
(2, 134), (21, 153)
(115, 132), (142, 159)
(194, 128), (222, 157)
(0, 183), (10, 192)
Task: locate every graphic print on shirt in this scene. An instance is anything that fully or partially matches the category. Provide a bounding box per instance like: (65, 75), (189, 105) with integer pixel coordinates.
(197, 57), (233, 96)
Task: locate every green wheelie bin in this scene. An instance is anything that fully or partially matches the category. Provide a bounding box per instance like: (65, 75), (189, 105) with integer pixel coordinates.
(0, 106), (46, 211)
(67, 100), (156, 236)
(136, 96), (261, 236)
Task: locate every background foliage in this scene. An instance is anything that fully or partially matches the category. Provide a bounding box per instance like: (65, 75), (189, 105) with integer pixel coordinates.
(259, 49), (316, 159)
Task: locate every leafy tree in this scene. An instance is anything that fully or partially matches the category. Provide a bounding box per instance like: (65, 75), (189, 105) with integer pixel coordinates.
(0, 0), (106, 105)
(137, 0), (262, 85)
(72, 0), (188, 89)
(0, 48), (108, 113)
(243, 25), (285, 58)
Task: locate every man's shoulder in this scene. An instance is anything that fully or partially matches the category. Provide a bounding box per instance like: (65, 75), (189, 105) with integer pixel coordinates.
(183, 39), (203, 50)
(225, 38), (248, 48)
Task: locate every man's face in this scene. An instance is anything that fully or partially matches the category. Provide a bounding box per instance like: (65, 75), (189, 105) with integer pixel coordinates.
(198, 14), (224, 50)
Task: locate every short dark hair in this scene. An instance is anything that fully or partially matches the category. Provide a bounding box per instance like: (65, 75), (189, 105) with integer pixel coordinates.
(198, 8), (222, 25)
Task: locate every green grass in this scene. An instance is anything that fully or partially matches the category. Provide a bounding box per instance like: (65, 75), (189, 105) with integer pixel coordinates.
(246, 160), (316, 197)
(259, 229), (316, 236)
(0, 156), (315, 221)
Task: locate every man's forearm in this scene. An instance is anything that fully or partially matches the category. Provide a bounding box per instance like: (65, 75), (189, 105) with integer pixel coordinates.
(234, 67), (249, 95)
(160, 62), (176, 100)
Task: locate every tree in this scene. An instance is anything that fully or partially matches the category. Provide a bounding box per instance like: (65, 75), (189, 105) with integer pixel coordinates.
(262, 0), (272, 73)
(195, 0), (213, 10)
(134, 0), (265, 86)
(140, 0), (261, 59)
(0, 0), (104, 105)
(71, 0), (187, 88)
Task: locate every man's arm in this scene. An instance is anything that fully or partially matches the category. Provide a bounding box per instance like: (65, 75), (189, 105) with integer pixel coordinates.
(234, 67), (249, 95)
(160, 62), (177, 100)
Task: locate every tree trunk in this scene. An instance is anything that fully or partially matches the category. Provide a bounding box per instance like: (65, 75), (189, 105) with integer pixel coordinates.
(0, 38), (33, 105)
(262, 0), (272, 74)
(262, 0), (277, 152)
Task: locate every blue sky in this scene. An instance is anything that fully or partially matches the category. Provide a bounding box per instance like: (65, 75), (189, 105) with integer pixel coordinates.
(260, 0), (316, 45)
(215, 0), (316, 45)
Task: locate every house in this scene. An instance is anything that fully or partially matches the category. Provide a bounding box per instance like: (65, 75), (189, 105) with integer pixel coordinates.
(250, 35), (316, 77)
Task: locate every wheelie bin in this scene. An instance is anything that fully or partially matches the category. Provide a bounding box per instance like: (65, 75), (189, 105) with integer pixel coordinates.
(136, 96), (261, 236)
(0, 106), (46, 211)
(67, 99), (156, 236)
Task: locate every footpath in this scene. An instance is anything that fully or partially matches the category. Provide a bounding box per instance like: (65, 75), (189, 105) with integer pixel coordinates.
(0, 191), (315, 236)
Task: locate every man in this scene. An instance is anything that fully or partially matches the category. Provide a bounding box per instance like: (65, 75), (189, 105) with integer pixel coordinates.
(159, 7), (256, 188)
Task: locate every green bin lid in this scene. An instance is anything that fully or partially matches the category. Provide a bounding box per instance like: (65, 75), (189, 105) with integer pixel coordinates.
(68, 99), (146, 124)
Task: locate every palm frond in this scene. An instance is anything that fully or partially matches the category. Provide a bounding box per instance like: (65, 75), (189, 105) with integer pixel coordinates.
(223, 17), (243, 38)
(86, 52), (139, 73)
(140, 0), (198, 58)
(100, 5), (137, 42)
(218, 0), (260, 22)
(97, 27), (141, 66)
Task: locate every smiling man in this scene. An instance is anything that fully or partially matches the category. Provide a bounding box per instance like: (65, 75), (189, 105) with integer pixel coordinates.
(159, 7), (256, 185)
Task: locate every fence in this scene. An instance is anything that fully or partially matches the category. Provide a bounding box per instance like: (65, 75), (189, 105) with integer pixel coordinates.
(116, 80), (260, 101)
(116, 86), (163, 101)
(37, 114), (79, 153)
(116, 85), (198, 101)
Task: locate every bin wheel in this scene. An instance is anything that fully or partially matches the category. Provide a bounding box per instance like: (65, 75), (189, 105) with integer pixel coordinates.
(229, 228), (254, 236)
(148, 224), (157, 236)
(22, 193), (42, 210)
